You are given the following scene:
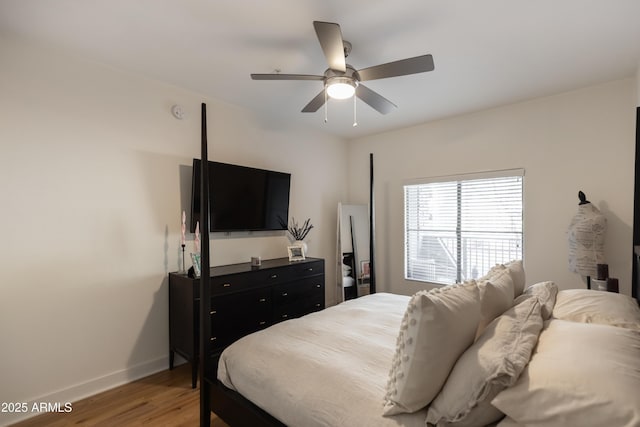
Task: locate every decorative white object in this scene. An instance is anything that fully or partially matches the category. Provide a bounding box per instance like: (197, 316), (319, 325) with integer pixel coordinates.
(181, 210), (186, 246)
(567, 201), (606, 278)
(194, 221), (200, 253)
(294, 239), (308, 254)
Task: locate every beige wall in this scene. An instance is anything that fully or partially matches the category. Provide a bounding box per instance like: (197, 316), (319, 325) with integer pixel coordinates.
(0, 36), (346, 424)
(348, 79), (636, 297)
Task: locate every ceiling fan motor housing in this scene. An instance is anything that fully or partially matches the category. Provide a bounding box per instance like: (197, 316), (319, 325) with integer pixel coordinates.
(324, 65), (359, 99)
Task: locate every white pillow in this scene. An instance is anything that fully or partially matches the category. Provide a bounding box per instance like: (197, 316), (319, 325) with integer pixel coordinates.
(383, 281), (480, 415)
(505, 260), (525, 296)
(552, 289), (640, 330)
(476, 270), (515, 337)
(481, 260), (525, 297)
(491, 319), (640, 427)
(513, 281), (557, 320)
(426, 297), (543, 427)
(482, 263), (508, 280)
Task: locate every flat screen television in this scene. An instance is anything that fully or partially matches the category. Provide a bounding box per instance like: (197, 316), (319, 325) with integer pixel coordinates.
(190, 159), (291, 232)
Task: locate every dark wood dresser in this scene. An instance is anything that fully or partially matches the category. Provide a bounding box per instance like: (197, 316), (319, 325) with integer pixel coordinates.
(169, 257), (325, 387)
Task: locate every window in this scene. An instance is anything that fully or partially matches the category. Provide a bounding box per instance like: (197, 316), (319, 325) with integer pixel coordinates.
(404, 169), (523, 285)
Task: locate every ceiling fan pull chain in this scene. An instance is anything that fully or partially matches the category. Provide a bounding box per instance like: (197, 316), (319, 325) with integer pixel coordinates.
(353, 95), (358, 127)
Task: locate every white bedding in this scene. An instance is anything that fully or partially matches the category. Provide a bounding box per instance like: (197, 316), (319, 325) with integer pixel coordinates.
(217, 292), (428, 427)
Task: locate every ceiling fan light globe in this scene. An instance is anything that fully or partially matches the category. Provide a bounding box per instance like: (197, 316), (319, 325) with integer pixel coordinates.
(326, 77), (356, 99)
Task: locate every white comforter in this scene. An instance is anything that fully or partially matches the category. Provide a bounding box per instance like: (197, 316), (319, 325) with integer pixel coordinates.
(217, 292), (428, 427)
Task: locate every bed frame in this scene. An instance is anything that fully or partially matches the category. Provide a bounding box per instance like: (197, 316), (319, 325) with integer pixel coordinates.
(196, 105), (640, 427)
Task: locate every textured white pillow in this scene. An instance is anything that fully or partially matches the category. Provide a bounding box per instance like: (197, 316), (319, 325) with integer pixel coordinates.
(383, 281), (480, 415)
(481, 260), (525, 297)
(492, 319), (640, 427)
(426, 297), (543, 427)
(482, 263), (508, 280)
(513, 281), (557, 320)
(505, 260), (525, 296)
(552, 289), (640, 330)
(476, 270), (515, 337)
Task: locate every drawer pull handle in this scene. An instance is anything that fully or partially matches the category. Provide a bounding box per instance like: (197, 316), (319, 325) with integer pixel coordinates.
(259, 298), (266, 302)
(222, 283), (231, 288)
(270, 274), (278, 279)
(259, 321), (266, 325)
(316, 284), (321, 288)
(210, 310), (217, 315)
(210, 337), (217, 341)
(307, 268), (314, 272)
(315, 303), (321, 307)
(282, 292), (288, 297)
(282, 314), (288, 319)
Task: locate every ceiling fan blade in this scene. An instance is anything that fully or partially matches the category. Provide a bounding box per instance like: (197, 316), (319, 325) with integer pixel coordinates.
(356, 84), (397, 115)
(301, 90), (326, 113)
(313, 21), (346, 72)
(251, 74), (324, 81)
(357, 54), (434, 81)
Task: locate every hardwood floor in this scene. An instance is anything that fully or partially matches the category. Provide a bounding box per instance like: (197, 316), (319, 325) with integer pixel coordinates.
(10, 364), (230, 427)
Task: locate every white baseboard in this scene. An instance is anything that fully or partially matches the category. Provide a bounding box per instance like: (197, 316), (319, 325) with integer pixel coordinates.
(2, 356), (169, 426)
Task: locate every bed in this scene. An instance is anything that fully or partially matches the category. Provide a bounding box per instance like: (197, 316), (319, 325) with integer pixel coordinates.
(210, 265), (640, 427)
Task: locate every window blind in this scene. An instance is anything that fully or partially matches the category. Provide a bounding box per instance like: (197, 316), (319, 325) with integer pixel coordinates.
(404, 170), (523, 284)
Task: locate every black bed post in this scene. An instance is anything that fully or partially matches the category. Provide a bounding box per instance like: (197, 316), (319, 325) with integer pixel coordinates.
(199, 103), (212, 427)
(369, 153), (376, 294)
(633, 106), (640, 303)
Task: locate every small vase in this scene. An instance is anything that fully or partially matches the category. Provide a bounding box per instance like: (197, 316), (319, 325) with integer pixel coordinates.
(295, 240), (308, 255)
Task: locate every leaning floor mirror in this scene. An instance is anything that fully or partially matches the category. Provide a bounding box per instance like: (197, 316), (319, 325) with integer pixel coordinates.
(337, 203), (370, 302)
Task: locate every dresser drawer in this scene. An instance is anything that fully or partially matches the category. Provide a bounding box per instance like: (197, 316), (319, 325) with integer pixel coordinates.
(273, 296), (324, 322)
(273, 277), (324, 305)
(209, 266), (296, 296)
(272, 277), (324, 322)
(209, 288), (272, 350)
(289, 260), (325, 278)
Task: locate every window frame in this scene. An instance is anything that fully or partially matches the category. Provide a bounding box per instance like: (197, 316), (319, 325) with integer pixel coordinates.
(403, 168), (524, 285)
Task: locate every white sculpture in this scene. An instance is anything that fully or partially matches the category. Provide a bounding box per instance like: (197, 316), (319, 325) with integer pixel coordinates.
(567, 192), (606, 278)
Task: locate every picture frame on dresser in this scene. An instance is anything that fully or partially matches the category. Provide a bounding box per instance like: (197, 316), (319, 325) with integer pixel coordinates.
(287, 245), (305, 261)
(190, 252), (201, 277)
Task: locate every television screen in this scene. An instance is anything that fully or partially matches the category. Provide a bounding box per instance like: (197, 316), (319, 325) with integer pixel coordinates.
(191, 159), (291, 232)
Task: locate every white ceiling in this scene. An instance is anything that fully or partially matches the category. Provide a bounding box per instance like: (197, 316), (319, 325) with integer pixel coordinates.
(2, 0), (640, 139)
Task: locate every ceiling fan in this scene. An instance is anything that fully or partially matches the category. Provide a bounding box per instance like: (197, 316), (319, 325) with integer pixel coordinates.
(251, 21), (435, 116)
